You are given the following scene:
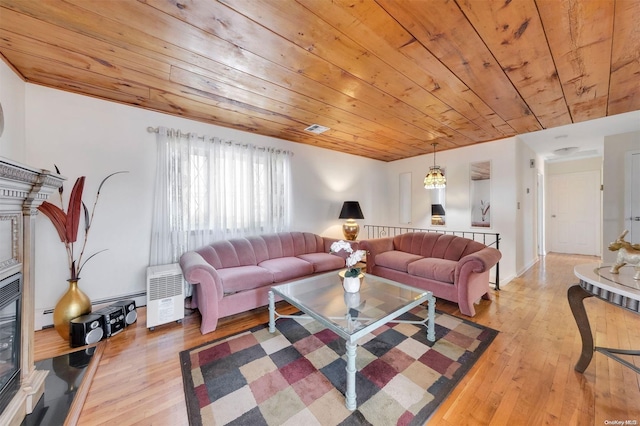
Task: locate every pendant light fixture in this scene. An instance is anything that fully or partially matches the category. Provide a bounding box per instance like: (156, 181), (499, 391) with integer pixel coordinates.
(424, 143), (446, 189)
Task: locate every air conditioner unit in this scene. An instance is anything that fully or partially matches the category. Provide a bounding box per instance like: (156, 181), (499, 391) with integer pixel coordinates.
(146, 263), (185, 330)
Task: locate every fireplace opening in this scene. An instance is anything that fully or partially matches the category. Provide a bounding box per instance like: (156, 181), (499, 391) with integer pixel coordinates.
(0, 272), (21, 415)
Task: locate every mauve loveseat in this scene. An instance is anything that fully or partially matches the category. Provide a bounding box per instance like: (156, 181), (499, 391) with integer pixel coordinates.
(179, 232), (347, 334)
(360, 232), (501, 316)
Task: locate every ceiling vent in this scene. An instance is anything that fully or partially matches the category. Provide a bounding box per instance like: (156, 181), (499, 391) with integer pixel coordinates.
(304, 124), (330, 134)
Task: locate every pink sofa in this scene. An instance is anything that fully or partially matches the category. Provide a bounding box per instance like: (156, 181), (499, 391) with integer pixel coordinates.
(360, 232), (501, 316)
(179, 232), (347, 334)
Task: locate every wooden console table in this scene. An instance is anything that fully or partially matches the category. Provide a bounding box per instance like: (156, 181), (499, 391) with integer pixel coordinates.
(569, 263), (640, 374)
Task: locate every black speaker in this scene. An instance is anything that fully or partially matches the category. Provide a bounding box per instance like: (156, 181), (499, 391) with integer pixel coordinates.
(70, 314), (105, 348)
(94, 305), (126, 337)
(110, 300), (137, 326)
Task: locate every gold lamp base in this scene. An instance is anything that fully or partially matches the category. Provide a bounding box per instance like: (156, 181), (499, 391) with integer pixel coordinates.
(342, 219), (359, 241)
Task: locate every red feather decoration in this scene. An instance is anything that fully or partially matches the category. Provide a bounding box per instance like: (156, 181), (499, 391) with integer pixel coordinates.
(65, 177), (85, 243)
(38, 201), (67, 242)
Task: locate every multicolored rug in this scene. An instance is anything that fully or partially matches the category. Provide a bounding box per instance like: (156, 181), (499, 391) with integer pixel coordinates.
(180, 307), (498, 425)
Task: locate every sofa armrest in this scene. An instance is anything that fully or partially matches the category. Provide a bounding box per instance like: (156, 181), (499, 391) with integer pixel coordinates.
(179, 251), (224, 303)
(359, 238), (395, 273)
(455, 246), (502, 282)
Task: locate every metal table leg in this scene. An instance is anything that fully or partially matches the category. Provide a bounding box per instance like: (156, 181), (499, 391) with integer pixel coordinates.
(567, 284), (596, 373)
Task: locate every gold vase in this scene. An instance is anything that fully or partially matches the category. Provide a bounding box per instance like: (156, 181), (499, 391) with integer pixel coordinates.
(53, 279), (91, 340)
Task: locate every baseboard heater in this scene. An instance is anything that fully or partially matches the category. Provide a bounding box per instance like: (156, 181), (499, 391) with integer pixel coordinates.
(41, 291), (147, 329)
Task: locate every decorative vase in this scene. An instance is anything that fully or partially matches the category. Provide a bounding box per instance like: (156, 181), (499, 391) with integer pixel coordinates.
(343, 276), (361, 293)
(53, 279), (91, 340)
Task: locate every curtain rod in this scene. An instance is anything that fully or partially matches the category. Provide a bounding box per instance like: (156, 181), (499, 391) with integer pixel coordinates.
(147, 126), (293, 155)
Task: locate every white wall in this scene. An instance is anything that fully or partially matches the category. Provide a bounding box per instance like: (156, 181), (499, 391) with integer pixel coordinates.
(0, 59), (26, 160)
(384, 138), (519, 286)
(603, 131), (640, 262)
(21, 85), (385, 328)
(515, 140), (539, 274)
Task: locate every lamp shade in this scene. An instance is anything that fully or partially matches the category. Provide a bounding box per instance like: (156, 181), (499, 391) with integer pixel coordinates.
(424, 167), (446, 189)
(339, 201), (364, 219)
(431, 204), (446, 216)
(424, 143), (446, 189)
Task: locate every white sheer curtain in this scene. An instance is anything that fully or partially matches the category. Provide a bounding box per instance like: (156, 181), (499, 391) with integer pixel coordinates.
(149, 127), (292, 270)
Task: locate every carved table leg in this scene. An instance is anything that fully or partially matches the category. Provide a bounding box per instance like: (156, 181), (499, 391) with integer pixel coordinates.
(567, 285), (595, 373)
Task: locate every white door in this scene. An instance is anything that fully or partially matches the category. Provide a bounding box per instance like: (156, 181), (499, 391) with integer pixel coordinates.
(548, 170), (601, 255)
(626, 152), (640, 244)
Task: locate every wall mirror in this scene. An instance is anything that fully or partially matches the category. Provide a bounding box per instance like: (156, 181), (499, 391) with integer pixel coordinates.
(430, 170), (446, 226)
(470, 161), (491, 228)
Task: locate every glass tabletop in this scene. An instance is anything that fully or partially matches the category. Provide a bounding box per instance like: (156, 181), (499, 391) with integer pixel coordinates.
(575, 263), (640, 294)
(271, 271), (430, 340)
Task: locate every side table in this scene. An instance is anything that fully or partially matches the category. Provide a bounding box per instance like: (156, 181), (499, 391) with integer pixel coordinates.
(569, 263), (640, 374)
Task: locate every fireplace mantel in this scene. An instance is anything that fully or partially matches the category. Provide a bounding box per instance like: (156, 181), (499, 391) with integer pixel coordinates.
(0, 157), (64, 426)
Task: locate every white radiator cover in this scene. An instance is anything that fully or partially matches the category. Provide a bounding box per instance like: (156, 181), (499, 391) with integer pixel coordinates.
(146, 264), (185, 329)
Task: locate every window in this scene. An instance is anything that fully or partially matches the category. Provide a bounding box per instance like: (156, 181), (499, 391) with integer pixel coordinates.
(150, 128), (292, 266)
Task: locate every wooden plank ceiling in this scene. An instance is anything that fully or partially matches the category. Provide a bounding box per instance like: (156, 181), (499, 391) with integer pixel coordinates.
(0, 0), (638, 162)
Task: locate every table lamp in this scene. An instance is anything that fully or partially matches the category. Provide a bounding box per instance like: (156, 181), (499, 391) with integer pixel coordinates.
(339, 201), (364, 240)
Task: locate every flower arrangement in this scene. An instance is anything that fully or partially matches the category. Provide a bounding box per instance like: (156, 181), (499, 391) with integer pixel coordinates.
(38, 168), (127, 280)
(330, 240), (366, 277)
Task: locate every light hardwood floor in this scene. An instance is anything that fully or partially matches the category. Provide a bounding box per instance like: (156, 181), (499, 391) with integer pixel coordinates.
(34, 253), (640, 425)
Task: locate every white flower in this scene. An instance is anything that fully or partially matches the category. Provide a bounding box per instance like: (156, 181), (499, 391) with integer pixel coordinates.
(331, 240), (365, 272)
(330, 240), (353, 254)
(346, 250), (365, 268)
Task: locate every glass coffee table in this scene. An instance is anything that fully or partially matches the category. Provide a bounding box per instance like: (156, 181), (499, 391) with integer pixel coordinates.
(268, 271), (435, 411)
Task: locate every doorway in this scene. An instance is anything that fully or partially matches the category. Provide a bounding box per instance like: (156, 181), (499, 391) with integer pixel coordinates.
(548, 170), (601, 255)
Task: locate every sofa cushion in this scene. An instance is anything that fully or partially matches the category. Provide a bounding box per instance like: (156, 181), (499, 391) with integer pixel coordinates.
(375, 250), (424, 272)
(297, 253), (345, 273)
(259, 257), (314, 282)
(218, 265), (274, 294)
(407, 258), (457, 283)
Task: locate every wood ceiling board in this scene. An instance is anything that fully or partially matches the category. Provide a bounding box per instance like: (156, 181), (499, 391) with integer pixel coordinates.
(2, 48), (151, 99)
(152, 88), (414, 160)
(537, 0), (614, 123)
(0, 0), (637, 162)
(0, 6), (171, 80)
(144, 0), (461, 143)
(608, 0), (640, 114)
(218, 0), (495, 143)
(377, 0), (541, 132)
(169, 67), (428, 155)
(398, 39), (516, 138)
(85, 0), (453, 146)
(296, 0), (514, 140)
(457, 0), (572, 129)
(0, 32), (161, 99)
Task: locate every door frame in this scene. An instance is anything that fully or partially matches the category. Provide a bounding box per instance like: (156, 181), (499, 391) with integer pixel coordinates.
(625, 150), (640, 244)
(547, 169), (601, 256)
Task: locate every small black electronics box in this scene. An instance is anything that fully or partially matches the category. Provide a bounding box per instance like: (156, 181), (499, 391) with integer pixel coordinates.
(109, 299), (137, 326)
(93, 305), (126, 337)
(70, 314), (105, 347)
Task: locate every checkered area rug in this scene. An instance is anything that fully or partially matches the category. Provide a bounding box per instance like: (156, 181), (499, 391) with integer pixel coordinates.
(180, 307), (497, 426)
